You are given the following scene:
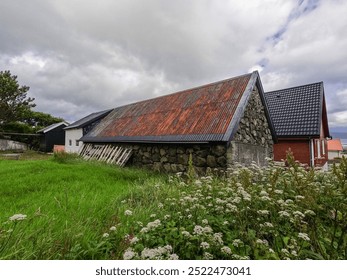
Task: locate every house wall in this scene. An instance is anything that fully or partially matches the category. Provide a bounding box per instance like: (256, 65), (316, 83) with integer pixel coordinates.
(65, 129), (83, 153)
(328, 150), (341, 160)
(228, 86), (274, 166)
(274, 140), (310, 165)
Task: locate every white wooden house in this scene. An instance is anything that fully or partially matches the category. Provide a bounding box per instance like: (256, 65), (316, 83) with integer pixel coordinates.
(64, 110), (111, 153)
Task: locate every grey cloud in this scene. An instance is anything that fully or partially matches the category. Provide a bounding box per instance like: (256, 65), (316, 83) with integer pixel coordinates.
(0, 0), (346, 129)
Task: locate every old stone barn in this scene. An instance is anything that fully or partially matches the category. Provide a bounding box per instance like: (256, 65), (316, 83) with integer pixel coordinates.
(80, 71), (275, 173)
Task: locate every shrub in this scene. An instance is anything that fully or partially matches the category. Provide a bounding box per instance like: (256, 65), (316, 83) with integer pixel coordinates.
(107, 155), (347, 260)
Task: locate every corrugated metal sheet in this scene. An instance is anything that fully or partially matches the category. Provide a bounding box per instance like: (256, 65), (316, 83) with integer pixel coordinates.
(82, 72), (258, 143)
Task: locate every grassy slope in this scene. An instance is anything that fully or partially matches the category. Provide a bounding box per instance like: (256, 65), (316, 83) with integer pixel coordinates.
(0, 158), (157, 259)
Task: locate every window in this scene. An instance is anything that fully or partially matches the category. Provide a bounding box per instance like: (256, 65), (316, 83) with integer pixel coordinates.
(76, 140), (79, 146)
(69, 139), (72, 146)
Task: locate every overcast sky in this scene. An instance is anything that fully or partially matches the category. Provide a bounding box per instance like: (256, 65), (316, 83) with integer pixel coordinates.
(1, 0), (346, 131)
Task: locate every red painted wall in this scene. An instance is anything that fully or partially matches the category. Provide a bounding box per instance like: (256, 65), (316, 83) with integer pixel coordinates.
(274, 140), (311, 166)
(274, 138), (328, 167)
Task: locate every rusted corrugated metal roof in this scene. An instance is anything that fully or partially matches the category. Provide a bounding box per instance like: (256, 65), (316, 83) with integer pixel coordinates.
(82, 71), (263, 143)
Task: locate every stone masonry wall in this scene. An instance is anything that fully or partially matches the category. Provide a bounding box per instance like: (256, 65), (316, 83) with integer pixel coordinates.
(128, 142), (228, 174)
(228, 85), (274, 166)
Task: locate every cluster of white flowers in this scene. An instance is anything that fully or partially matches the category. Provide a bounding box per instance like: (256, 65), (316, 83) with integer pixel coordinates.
(257, 210), (270, 216)
(200, 242), (210, 249)
(140, 245), (174, 260)
(124, 210), (133, 216)
(221, 246), (232, 255)
(123, 248), (137, 260)
(298, 232), (310, 241)
(140, 219), (161, 233)
(232, 239), (243, 247)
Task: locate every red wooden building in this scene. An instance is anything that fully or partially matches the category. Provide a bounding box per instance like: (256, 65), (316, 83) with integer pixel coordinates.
(265, 82), (330, 168)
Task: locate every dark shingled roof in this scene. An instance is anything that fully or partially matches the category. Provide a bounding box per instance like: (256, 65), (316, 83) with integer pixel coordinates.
(81, 71), (274, 144)
(64, 109), (112, 130)
(264, 82), (329, 138)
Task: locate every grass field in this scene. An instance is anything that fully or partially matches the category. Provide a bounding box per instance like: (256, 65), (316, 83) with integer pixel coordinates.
(0, 154), (162, 259)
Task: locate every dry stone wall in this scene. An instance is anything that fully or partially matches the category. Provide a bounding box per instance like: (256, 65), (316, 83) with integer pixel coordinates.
(129, 143), (228, 174)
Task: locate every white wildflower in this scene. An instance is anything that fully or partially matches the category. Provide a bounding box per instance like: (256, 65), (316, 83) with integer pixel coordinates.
(9, 214), (27, 221)
(146, 219), (161, 230)
(124, 210), (133, 216)
(223, 221), (229, 226)
(281, 248), (290, 255)
(123, 248), (136, 260)
(213, 232), (223, 245)
(260, 196), (271, 201)
(260, 190), (268, 196)
(140, 227), (149, 233)
(164, 215), (171, 220)
(203, 226), (213, 234)
(168, 254), (179, 260)
(278, 210), (290, 217)
(130, 237), (139, 244)
(293, 211), (305, 218)
(304, 210), (316, 216)
(182, 231), (191, 237)
(202, 219), (209, 225)
(264, 222), (274, 228)
(200, 242), (210, 249)
(274, 189), (283, 194)
(226, 203), (238, 212)
(164, 245), (173, 252)
(102, 233), (109, 238)
(203, 252), (214, 260)
(298, 232), (310, 241)
(257, 210), (270, 216)
(194, 180), (202, 186)
(158, 203), (164, 209)
(109, 226), (117, 231)
(232, 239), (243, 247)
(221, 246), (232, 255)
(150, 214), (156, 218)
(187, 214), (192, 219)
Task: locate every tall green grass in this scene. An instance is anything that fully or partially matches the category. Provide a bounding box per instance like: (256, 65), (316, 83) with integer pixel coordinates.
(0, 156), (160, 259)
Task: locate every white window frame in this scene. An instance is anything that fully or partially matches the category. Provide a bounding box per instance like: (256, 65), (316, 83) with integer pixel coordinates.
(321, 139), (325, 155)
(316, 139), (321, 158)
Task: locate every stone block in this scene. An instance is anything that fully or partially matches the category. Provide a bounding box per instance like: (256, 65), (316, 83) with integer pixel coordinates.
(207, 155), (217, 167)
(194, 156), (206, 167)
(212, 145), (226, 157)
(177, 154), (188, 164)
